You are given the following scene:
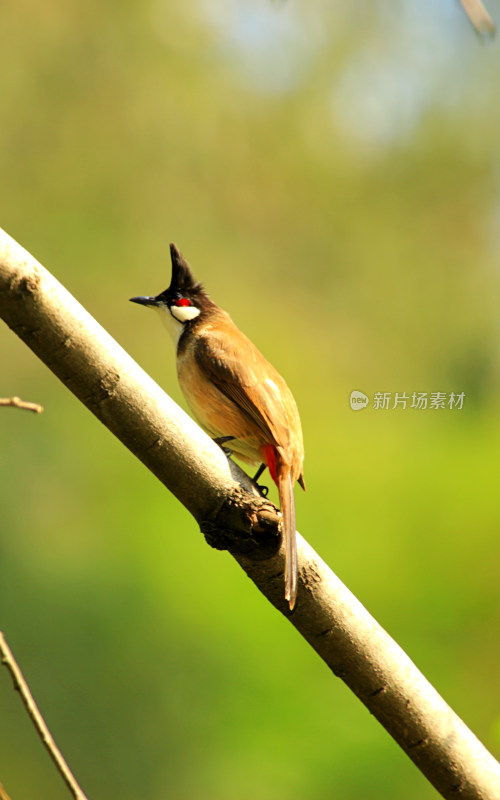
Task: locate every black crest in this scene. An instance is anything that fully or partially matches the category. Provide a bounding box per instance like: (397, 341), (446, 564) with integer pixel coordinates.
(130, 243), (214, 311)
(156, 243), (216, 313)
(168, 244), (203, 296)
(131, 244), (215, 312)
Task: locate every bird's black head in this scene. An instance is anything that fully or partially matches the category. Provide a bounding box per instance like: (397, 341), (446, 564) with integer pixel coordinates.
(130, 244), (214, 341)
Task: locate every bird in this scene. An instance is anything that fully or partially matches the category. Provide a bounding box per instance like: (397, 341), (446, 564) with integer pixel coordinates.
(130, 243), (305, 610)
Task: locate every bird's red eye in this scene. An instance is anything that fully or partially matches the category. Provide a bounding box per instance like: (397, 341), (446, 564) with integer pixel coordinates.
(174, 297), (191, 307)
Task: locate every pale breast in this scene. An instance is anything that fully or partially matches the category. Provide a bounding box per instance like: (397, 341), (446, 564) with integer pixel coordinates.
(177, 347), (264, 465)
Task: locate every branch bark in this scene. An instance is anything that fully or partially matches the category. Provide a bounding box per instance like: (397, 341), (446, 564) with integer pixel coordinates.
(1, 227), (499, 800)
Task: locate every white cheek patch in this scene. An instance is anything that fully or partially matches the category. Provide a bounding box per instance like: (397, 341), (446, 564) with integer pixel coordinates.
(170, 305), (201, 323)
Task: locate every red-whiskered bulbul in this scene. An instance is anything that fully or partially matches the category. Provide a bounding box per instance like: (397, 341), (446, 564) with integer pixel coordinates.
(130, 244), (305, 609)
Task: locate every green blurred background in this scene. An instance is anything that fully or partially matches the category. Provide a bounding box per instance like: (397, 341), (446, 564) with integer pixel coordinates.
(1, 0), (500, 797)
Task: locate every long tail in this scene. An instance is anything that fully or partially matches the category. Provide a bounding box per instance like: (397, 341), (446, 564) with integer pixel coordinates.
(261, 445), (298, 610)
(278, 464), (298, 611)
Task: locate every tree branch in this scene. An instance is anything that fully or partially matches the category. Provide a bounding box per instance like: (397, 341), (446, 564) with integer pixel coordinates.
(0, 784), (13, 800)
(0, 396), (43, 413)
(460, 0), (495, 35)
(0, 632), (88, 800)
(1, 227), (499, 800)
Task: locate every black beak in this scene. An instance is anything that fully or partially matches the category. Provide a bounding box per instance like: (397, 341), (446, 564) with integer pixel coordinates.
(129, 295), (160, 307)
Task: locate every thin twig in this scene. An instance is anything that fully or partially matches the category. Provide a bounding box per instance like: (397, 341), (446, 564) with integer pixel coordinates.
(460, 0), (495, 35)
(0, 784), (13, 800)
(0, 632), (89, 800)
(0, 396), (43, 413)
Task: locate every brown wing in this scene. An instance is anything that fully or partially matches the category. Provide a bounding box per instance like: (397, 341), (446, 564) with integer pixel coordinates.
(194, 323), (301, 456)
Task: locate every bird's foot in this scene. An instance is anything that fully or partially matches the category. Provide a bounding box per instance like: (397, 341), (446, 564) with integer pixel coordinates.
(253, 463), (266, 483)
(252, 462), (269, 497)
